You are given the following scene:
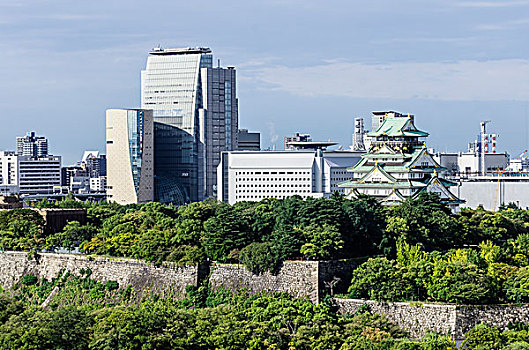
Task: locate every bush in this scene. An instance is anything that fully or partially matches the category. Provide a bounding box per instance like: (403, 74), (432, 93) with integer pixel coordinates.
(505, 267), (529, 303)
(239, 242), (281, 275)
(462, 324), (503, 350)
(427, 261), (494, 304)
(20, 274), (38, 286)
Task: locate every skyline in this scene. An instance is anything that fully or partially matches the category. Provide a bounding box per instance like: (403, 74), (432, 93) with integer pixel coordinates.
(1, 0), (529, 164)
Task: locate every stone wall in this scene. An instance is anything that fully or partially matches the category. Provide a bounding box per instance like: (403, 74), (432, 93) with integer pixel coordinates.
(209, 261), (320, 302)
(456, 304), (529, 338)
(335, 298), (457, 338)
(335, 299), (529, 339)
(208, 260), (358, 303)
(0, 251), (198, 296)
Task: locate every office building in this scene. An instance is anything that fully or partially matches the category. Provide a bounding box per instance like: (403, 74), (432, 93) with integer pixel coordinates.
(81, 151), (107, 178)
(106, 109), (154, 204)
(141, 46), (238, 203)
(16, 131), (48, 157)
(0, 151), (61, 196)
(217, 150), (362, 204)
(339, 112), (463, 210)
(237, 129), (260, 151)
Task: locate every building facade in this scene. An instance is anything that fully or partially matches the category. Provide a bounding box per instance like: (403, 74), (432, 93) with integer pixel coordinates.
(340, 113), (462, 209)
(0, 151), (61, 196)
(106, 109), (154, 204)
(237, 129), (260, 151)
(16, 131), (48, 157)
(217, 150), (362, 204)
(141, 47), (238, 204)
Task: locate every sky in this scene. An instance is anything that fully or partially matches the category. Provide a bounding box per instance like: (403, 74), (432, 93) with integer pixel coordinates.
(1, 0), (529, 164)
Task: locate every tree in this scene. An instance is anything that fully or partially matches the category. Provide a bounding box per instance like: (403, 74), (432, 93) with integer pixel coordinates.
(299, 224), (344, 260)
(348, 257), (411, 301)
(239, 242), (281, 274)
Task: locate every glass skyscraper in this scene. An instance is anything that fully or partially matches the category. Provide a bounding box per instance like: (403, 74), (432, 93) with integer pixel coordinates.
(141, 47), (238, 204)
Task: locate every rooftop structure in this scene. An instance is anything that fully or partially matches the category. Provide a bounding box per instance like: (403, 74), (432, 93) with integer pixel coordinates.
(149, 47), (212, 55)
(286, 141), (338, 150)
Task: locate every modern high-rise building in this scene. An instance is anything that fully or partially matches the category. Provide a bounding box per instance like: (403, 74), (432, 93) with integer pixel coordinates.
(106, 109), (154, 204)
(16, 131), (48, 157)
(141, 47), (238, 204)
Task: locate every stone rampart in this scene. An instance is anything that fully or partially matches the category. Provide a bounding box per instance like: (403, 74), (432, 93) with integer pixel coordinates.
(335, 299), (529, 339)
(209, 261), (320, 302)
(455, 304), (529, 338)
(335, 298), (457, 338)
(0, 251), (198, 296)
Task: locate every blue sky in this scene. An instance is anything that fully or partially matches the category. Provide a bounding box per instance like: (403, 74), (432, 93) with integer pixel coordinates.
(1, 0), (529, 163)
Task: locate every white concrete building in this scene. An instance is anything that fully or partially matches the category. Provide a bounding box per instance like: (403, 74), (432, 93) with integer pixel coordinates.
(90, 176), (106, 193)
(451, 176), (529, 211)
(217, 150), (363, 204)
(0, 151), (61, 196)
(106, 109), (154, 204)
(434, 152), (509, 177)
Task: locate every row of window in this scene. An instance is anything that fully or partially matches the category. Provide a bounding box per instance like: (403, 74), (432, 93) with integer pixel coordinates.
(236, 178), (310, 182)
(236, 171), (310, 175)
(235, 195), (311, 200)
(236, 183), (310, 188)
(236, 189), (311, 194)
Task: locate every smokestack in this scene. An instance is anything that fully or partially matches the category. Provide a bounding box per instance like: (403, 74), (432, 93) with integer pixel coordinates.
(492, 134), (497, 154)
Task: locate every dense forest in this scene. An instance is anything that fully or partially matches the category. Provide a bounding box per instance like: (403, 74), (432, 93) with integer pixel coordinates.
(3, 193), (529, 304)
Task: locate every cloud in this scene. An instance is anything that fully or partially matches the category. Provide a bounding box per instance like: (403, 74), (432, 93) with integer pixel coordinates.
(474, 17), (529, 31)
(456, 0), (529, 7)
(250, 59), (529, 101)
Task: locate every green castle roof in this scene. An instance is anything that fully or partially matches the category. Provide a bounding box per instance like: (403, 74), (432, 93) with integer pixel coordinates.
(367, 116), (429, 138)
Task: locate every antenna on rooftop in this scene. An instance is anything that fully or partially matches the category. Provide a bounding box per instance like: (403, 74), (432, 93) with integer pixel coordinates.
(218, 59), (221, 68)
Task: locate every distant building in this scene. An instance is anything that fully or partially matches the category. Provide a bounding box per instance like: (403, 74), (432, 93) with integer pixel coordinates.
(0, 195), (22, 209)
(284, 133), (311, 150)
(34, 208), (87, 234)
(340, 112), (463, 210)
(352, 118), (367, 151)
(90, 176), (106, 193)
(81, 151), (107, 178)
(237, 129), (260, 151)
(16, 131), (48, 157)
(434, 152), (509, 177)
(217, 150), (363, 204)
(106, 109), (154, 204)
(0, 151), (61, 196)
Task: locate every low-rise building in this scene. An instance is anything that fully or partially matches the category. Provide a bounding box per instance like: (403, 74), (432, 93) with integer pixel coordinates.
(0, 151), (61, 196)
(217, 149), (363, 204)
